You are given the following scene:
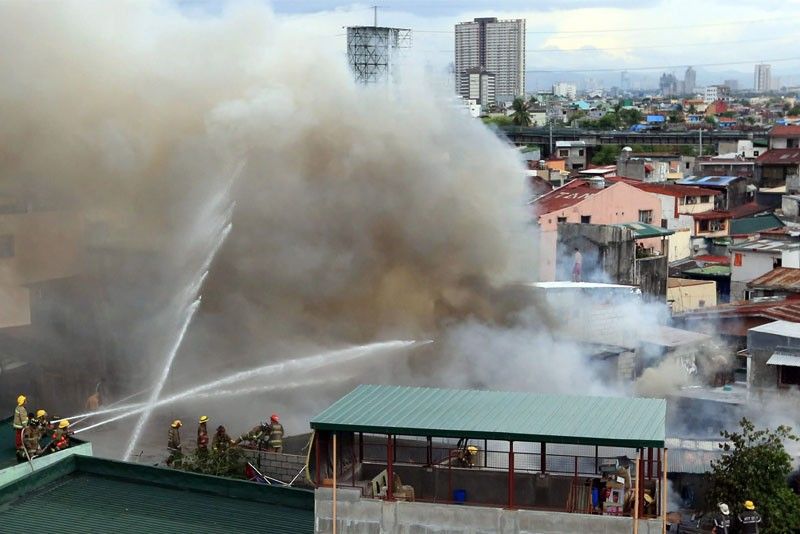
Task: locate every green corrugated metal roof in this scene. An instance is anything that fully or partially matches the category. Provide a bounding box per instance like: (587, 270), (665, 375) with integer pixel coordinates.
(311, 385), (666, 448)
(0, 455), (314, 533)
(614, 222), (674, 239)
(683, 265), (731, 276)
(730, 214), (784, 236)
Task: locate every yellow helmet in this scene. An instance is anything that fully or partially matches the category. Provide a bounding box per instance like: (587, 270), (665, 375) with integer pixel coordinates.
(744, 500), (755, 510)
(58, 419), (70, 429)
(17, 395), (26, 406)
(36, 409), (47, 418)
(199, 415), (208, 423)
(467, 446), (478, 454)
(171, 420), (182, 428)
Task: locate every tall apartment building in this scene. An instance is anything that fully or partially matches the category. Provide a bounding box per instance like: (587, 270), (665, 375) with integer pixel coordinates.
(754, 63), (772, 93)
(454, 17), (525, 103)
(684, 66), (696, 94)
(552, 82), (577, 99)
(460, 67), (496, 107)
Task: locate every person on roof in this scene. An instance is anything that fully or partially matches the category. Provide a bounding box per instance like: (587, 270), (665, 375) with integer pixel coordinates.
(213, 425), (234, 453)
(572, 247), (582, 282)
(13, 395), (28, 458)
(738, 500), (761, 534)
(166, 420), (182, 466)
(196, 416), (209, 455)
(267, 413), (284, 453)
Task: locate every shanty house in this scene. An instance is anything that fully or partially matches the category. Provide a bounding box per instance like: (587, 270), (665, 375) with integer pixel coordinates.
(730, 237), (800, 300)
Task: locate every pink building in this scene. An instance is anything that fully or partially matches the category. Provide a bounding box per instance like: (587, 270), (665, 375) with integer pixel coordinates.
(532, 178), (663, 280)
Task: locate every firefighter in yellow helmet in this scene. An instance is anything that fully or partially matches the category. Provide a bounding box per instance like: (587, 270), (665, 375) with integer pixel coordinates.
(50, 419), (71, 452)
(196, 416), (209, 455)
(166, 420), (182, 466)
(13, 395), (28, 459)
(738, 500), (761, 534)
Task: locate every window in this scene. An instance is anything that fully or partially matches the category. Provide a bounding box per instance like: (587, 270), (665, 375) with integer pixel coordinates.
(578, 149), (585, 156)
(698, 300), (705, 308)
(558, 149), (569, 157)
(734, 253), (743, 267)
(685, 161), (691, 169)
(709, 221), (723, 232)
(557, 216), (567, 224)
(581, 215), (591, 224)
(638, 210), (653, 224)
(774, 257), (783, 268)
(700, 195), (710, 203)
(0, 235), (13, 258)
(779, 366), (800, 387)
(754, 150), (760, 157)
(685, 196), (697, 205)
(661, 219), (668, 229)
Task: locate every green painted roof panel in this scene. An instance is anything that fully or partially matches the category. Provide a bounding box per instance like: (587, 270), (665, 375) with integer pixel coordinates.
(311, 385), (666, 448)
(614, 222), (675, 239)
(730, 214), (784, 236)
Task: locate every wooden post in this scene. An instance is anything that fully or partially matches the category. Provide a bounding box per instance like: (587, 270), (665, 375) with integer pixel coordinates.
(508, 441), (515, 508)
(333, 432), (337, 534)
(633, 454), (640, 534)
(661, 448), (668, 534)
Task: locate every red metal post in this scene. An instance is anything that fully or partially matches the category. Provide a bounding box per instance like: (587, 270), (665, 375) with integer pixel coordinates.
(508, 441), (515, 508)
(393, 435), (397, 463)
(351, 432), (356, 487)
(386, 434), (394, 500)
(540, 442), (547, 473)
(637, 449), (645, 517)
(315, 431), (321, 486)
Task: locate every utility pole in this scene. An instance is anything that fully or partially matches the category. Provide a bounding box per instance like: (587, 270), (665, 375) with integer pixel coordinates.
(372, 5), (379, 26)
(698, 128), (703, 157)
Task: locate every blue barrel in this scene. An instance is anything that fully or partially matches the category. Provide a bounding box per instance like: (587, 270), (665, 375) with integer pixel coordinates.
(591, 487), (599, 508)
(453, 489), (467, 504)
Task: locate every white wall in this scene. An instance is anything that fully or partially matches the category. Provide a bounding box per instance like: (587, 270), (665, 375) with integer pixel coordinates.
(782, 249), (800, 268)
(731, 251), (777, 284)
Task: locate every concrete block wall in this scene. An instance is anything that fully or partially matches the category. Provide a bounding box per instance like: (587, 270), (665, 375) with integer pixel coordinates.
(243, 450), (309, 486)
(315, 487), (664, 534)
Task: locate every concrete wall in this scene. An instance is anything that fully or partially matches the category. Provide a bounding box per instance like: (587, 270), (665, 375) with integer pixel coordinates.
(667, 228), (692, 262)
(556, 223), (636, 285)
(667, 279), (717, 313)
(731, 251), (777, 300)
(748, 328), (800, 389)
(315, 487), (664, 534)
(242, 449), (310, 487)
(0, 441), (93, 486)
(636, 255), (668, 299)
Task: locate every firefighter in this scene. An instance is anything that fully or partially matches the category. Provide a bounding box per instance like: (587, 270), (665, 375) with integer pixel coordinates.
(35, 409), (50, 429)
(51, 420), (71, 452)
(239, 421), (269, 448)
(267, 413), (284, 453)
(22, 415), (42, 458)
(738, 500), (762, 534)
(713, 502), (732, 534)
(13, 395), (28, 458)
(213, 425), (234, 453)
(166, 420), (182, 466)
(197, 415), (209, 455)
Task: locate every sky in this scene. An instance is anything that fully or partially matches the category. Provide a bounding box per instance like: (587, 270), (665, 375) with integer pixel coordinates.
(183, 0), (800, 90)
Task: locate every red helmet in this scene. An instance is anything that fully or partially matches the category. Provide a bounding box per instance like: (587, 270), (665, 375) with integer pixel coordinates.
(270, 413), (279, 422)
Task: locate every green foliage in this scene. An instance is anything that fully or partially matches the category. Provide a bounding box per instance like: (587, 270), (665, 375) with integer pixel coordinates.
(705, 116), (716, 125)
(688, 105), (698, 114)
(617, 108), (643, 127)
(788, 106), (800, 116)
(510, 97), (531, 127)
(592, 145), (620, 165)
(179, 447), (247, 479)
(668, 111), (683, 123)
(720, 111), (737, 118)
(583, 113), (620, 130)
(481, 115), (513, 127)
(708, 418), (800, 534)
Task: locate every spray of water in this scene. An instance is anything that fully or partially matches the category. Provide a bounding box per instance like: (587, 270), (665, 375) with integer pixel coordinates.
(77, 340), (422, 436)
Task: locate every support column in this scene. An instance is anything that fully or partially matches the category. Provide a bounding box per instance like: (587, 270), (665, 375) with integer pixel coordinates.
(508, 441), (515, 508)
(637, 448), (645, 517)
(661, 448), (669, 534)
(426, 436), (432, 467)
(315, 431), (321, 486)
(540, 442), (547, 473)
(358, 432), (363, 463)
(647, 447), (653, 480)
(386, 434), (394, 501)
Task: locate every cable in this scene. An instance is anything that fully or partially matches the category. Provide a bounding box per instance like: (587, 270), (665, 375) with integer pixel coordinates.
(419, 36), (790, 55)
(525, 56), (800, 74)
(417, 14), (799, 35)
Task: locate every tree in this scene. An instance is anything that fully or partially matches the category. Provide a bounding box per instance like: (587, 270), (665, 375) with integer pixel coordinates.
(618, 108), (643, 127)
(591, 145), (620, 165)
(708, 418), (800, 534)
(788, 105), (800, 116)
(510, 97), (531, 127)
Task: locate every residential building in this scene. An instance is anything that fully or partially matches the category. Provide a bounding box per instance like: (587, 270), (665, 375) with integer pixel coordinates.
(659, 73), (678, 96)
(676, 176), (749, 210)
(684, 67), (696, 94)
(746, 267), (800, 300)
(695, 156), (755, 181)
(554, 140), (588, 170)
(460, 67), (496, 107)
(768, 124), (800, 149)
(668, 278), (717, 313)
(754, 63), (772, 93)
(454, 17), (525, 102)
(552, 82), (577, 99)
(703, 86), (730, 104)
(730, 237), (800, 300)
(747, 320), (800, 391)
(531, 178), (662, 280)
(724, 79), (739, 92)
(758, 125), (800, 189)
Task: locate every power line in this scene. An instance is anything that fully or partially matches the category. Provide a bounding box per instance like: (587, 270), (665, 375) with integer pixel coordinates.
(419, 36), (789, 55)
(525, 56), (800, 73)
(414, 14), (798, 35)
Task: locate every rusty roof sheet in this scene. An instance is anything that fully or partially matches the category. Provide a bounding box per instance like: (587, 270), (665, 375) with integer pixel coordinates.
(770, 125), (800, 137)
(755, 148), (800, 165)
(747, 267), (800, 291)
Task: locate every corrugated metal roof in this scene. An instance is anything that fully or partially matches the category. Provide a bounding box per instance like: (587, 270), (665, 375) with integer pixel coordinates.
(766, 347), (800, 367)
(730, 214), (784, 236)
(730, 238), (800, 253)
(311, 385), (666, 448)
(0, 472), (313, 533)
(748, 267), (800, 291)
(676, 175), (741, 187)
(614, 222), (674, 239)
(750, 320), (800, 337)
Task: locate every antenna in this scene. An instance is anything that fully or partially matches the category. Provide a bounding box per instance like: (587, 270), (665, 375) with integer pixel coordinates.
(372, 5), (379, 27)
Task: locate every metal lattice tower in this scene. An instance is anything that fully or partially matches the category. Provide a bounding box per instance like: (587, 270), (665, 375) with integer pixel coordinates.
(346, 26), (411, 84)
